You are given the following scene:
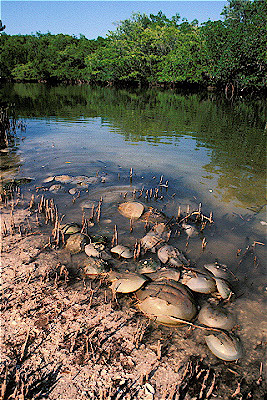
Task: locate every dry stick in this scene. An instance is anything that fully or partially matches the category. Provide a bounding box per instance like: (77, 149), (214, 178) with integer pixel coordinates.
(160, 316), (224, 334)
(111, 225), (118, 247)
(138, 186), (144, 199)
(130, 167), (133, 184)
(179, 210), (213, 225)
(20, 328), (31, 362)
(3, 220), (8, 236)
(130, 218), (133, 233)
(90, 204), (94, 221)
(133, 240), (141, 260)
(256, 362), (263, 385)
(82, 207), (85, 227)
(206, 372), (216, 399)
(10, 209), (15, 235)
(38, 195), (44, 213)
(199, 369), (210, 399)
(29, 194), (35, 209)
(156, 339), (162, 360)
(1, 365), (8, 399)
(96, 197), (103, 223)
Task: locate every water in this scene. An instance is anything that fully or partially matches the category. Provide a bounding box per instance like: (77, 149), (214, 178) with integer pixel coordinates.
(1, 83), (266, 382)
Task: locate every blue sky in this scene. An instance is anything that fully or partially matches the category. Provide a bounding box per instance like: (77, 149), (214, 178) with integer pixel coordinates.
(2, 1), (227, 39)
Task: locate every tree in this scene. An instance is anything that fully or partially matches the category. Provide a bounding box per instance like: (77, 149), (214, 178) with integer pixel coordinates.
(201, 0), (267, 90)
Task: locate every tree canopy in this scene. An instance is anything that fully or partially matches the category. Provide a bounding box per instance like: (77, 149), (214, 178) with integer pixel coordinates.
(0, 1), (266, 93)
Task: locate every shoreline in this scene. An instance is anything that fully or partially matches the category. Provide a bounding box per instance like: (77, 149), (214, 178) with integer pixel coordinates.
(1, 194), (266, 399)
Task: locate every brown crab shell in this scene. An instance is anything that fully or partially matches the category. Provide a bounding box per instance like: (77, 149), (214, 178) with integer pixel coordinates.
(136, 280), (197, 326)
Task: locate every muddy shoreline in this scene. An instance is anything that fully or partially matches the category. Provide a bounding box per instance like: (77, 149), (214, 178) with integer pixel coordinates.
(1, 192), (266, 400)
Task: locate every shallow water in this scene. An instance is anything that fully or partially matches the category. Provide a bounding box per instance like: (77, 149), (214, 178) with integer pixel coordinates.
(1, 83), (266, 378)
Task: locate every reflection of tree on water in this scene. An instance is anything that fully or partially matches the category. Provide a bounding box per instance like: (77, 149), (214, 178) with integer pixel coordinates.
(1, 83), (265, 208)
(0, 103), (23, 193)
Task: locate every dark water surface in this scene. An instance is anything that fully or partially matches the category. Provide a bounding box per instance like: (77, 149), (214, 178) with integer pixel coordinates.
(1, 83), (266, 381)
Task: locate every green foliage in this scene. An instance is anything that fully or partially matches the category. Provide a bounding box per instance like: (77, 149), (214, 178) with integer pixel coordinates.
(0, 2), (266, 92)
(201, 0), (267, 89)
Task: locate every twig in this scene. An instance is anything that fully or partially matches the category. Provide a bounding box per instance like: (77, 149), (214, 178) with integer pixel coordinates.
(20, 328), (31, 361)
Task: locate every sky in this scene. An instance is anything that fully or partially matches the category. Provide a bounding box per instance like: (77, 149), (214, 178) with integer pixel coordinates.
(1, 1), (227, 39)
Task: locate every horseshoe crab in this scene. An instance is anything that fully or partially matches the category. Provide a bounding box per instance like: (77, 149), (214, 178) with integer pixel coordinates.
(205, 331), (242, 361)
(141, 208), (166, 224)
(85, 243), (103, 258)
(204, 263), (234, 281)
(141, 223), (171, 252)
(118, 201), (144, 219)
(49, 184), (62, 193)
(65, 233), (89, 254)
(157, 244), (189, 267)
(137, 258), (161, 274)
(54, 175), (73, 183)
(43, 176), (55, 183)
(60, 223), (81, 235)
(108, 271), (147, 294)
(83, 257), (108, 276)
(144, 267), (181, 282)
(136, 280), (197, 326)
(181, 271), (216, 294)
(215, 277), (233, 299)
(198, 303), (235, 330)
(111, 245), (133, 259)
(181, 222), (198, 238)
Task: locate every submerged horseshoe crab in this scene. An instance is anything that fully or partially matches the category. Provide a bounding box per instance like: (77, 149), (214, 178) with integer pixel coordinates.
(157, 244), (189, 267)
(118, 201), (144, 219)
(141, 223), (171, 252)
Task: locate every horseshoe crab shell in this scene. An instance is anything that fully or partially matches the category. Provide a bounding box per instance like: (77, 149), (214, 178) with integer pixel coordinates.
(83, 257), (108, 276)
(215, 277), (233, 299)
(108, 271), (147, 293)
(144, 267), (181, 282)
(137, 258), (161, 274)
(136, 280), (197, 326)
(43, 176), (55, 183)
(182, 223), (198, 238)
(118, 201), (144, 219)
(141, 223), (171, 252)
(65, 233), (89, 254)
(157, 244), (189, 267)
(111, 245), (133, 259)
(60, 223), (81, 235)
(54, 175), (73, 183)
(204, 263), (234, 281)
(85, 243), (101, 258)
(181, 271), (216, 294)
(205, 331), (242, 361)
(198, 303), (235, 330)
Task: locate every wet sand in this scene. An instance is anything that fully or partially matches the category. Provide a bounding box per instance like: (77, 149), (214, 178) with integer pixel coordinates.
(1, 194), (266, 400)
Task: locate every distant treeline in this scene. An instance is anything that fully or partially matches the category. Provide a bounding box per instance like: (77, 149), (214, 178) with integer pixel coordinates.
(1, 0), (266, 93)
